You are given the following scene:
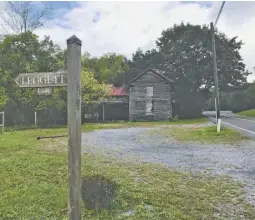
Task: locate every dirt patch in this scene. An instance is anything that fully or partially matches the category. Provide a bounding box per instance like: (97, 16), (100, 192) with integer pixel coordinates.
(81, 176), (117, 211)
(40, 137), (67, 152)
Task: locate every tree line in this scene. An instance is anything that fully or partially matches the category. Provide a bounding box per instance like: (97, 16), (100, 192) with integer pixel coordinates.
(0, 2), (254, 125)
(0, 31), (112, 125)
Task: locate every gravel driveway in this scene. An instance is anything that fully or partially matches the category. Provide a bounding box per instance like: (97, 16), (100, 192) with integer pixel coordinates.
(82, 123), (255, 206)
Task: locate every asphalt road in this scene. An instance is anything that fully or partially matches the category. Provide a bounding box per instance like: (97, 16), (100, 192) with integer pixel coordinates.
(207, 114), (255, 138)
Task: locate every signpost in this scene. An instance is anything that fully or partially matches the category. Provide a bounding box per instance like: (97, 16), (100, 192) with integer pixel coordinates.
(15, 70), (67, 88)
(15, 35), (82, 220)
(66, 35), (82, 220)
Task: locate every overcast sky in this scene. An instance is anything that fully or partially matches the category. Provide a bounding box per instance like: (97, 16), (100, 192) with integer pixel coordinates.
(0, 1), (254, 82)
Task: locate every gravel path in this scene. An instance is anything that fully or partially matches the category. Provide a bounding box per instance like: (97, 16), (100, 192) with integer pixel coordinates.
(82, 123), (255, 206)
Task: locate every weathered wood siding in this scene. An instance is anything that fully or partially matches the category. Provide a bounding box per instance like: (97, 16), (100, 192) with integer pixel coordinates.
(129, 70), (172, 121)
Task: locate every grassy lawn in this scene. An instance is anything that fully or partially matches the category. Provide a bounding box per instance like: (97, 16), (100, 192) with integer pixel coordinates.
(237, 109), (255, 117)
(3, 118), (208, 133)
(169, 125), (248, 144)
(81, 118), (208, 132)
(1, 122), (255, 219)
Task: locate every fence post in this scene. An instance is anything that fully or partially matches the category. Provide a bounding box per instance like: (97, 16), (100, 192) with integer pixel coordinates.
(67, 35), (82, 220)
(102, 104), (105, 121)
(34, 111), (37, 126)
(1, 112), (4, 133)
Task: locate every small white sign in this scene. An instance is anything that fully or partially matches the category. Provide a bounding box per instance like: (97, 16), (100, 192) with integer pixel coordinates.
(37, 87), (53, 95)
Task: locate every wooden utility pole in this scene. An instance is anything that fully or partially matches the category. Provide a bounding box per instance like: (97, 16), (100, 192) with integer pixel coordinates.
(67, 35), (82, 220)
(210, 22), (221, 132)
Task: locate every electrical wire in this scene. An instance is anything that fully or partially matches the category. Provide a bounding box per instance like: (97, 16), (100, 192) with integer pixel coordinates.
(203, 1), (226, 48)
(214, 1), (226, 27)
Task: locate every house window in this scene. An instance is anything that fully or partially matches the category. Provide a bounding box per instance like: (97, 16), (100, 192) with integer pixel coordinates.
(146, 99), (154, 115)
(146, 86), (153, 97)
(146, 86), (154, 115)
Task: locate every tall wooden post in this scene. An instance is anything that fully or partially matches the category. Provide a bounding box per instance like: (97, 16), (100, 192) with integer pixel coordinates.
(67, 35), (82, 220)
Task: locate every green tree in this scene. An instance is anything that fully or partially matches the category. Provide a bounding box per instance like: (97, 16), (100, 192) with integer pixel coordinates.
(205, 82), (255, 112)
(82, 52), (129, 85)
(122, 23), (251, 117)
(118, 48), (163, 85)
(0, 31), (65, 124)
(0, 32), (65, 106)
(81, 69), (110, 104)
(156, 22), (251, 93)
(157, 23), (251, 117)
(0, 31), (111, 125)
(0, 87), (7, 110)
(35, 36), (65, 72)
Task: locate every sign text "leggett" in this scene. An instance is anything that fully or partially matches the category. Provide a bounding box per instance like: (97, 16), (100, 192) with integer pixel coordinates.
(15, 71), (67, 88)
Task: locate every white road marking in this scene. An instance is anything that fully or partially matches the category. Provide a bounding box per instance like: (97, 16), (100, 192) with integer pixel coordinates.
(204, 113), (255, 123)
(207, 116), (255, 135)
(221, 114), (255, 123)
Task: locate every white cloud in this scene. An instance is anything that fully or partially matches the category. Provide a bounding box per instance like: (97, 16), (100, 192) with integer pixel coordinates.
(1, 1), (255, 82)
(0, 1), (6, 10)
(36, 2), (211, 56)
(209, 1), (255, 82)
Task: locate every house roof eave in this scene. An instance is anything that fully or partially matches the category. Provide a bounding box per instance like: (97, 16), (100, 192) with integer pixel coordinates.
(127, 68), (173, 86)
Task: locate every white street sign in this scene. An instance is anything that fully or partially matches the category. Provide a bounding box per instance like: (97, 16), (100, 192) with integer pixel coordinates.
(15, 71), (67, 88)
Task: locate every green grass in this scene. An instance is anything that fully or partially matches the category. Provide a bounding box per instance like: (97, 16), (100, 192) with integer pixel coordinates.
(2, 118), (208, 133)
(237, 109), (255, 117)
(169, 125), (248, 144)
(1, 123), (254, 219)
(81, 118), (208, 131)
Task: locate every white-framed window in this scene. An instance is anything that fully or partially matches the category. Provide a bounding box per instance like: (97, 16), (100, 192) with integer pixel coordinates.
(146, 100), (153, 114)
(145, 86), (154, 115)
(146, 86), (153, 97)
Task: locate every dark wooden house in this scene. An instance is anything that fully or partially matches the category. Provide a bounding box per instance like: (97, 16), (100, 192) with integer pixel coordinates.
(128, 68), (174, 121)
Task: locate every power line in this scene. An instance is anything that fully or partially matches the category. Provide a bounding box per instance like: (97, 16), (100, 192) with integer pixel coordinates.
(203, 1), (226, 47)
(214, 1), (226, 27)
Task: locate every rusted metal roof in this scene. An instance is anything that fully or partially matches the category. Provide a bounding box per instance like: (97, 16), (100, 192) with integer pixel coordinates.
(107, 85), (128, 96)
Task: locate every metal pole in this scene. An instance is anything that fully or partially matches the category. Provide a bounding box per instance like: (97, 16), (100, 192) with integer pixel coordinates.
(210, 22), (221, 132)
(67, 35), (82, 220)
